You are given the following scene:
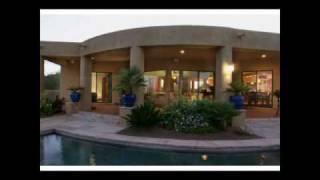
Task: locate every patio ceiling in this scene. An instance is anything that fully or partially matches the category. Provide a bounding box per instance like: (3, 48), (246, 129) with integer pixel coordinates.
(89, 48), (130, 62)
(143, 45), (218, 62)
(233, 48), (280, 62)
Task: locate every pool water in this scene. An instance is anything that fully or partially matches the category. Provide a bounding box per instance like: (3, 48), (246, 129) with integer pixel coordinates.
(40, 134), (280, 165)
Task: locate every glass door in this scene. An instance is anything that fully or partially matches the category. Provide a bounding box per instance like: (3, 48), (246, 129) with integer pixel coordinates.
(91, 72), (112, 103)
(242, 71), (273, 107)
(199, 72), (215, 100)
(168, 70), (215, 102)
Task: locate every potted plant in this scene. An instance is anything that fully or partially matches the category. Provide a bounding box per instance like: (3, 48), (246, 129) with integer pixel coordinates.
(226, 80), (250, 109)
(113, 66), (146, 107)
(273, 89), (280, 116)
(68, 87), (83, 103)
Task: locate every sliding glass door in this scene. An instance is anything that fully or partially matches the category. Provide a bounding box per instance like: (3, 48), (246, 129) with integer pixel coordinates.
(242, 70), (273, 107)
(91, 72), (112, 103)
(171, 70), (215, 101)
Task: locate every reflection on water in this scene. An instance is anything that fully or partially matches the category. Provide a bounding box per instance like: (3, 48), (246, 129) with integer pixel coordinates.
(40, 134), (280, 165)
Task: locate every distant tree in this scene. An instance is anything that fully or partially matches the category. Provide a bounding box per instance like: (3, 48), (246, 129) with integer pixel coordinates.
(45, 73), (60, 90)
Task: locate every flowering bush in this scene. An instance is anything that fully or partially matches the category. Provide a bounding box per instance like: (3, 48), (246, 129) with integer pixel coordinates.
(174, 112), (217, 133)
(160, 98), (239, 133)
(160, 97), (190, 130)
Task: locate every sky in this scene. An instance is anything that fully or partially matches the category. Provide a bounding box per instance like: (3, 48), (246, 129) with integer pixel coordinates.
(41, 9), (280, 75)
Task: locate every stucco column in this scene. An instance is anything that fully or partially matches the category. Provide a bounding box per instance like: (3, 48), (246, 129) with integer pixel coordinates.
(80, 56), (92, 111)
(130, 46), (144, 106)
(215, 46), (233, 102)
(59, 64), (65, 99)
(40, 56), (45, 93)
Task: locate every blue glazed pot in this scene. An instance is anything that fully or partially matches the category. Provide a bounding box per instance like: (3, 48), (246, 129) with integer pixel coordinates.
(230, 95), (245, 109)
(123, 94), (136, 107)
(70, 91), (81, 103)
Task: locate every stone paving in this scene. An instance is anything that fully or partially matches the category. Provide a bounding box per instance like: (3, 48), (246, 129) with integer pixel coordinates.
(40, 112), (280, 152)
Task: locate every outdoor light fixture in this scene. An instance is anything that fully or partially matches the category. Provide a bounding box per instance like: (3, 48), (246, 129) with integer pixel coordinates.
(91, 56), (95, 60)
(261, 54), (267, 58)
(225, 64), (235, 73)
(70, 59), (75, 64)
(180, 49), (185, 54)
(160, 79), (164, 89)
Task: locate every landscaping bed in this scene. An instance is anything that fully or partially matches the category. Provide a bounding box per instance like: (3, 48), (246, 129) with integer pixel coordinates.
(118, 126), (260, 140)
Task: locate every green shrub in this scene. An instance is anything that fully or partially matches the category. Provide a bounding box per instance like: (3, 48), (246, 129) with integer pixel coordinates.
(124, 101), (162, 128)
(40, 97), (54, 117)
(160, 97), (190, 130)
(161, 98), (239, 132)
(174, 112), (217, 133)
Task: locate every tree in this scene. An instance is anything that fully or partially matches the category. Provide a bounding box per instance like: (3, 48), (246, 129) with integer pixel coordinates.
(44, 73), (60, 90)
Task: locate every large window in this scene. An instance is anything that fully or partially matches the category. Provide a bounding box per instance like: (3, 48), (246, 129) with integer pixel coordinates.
(199, 72), (215, 100)
(144, 70), (167, 106)
(181, 71), (199, 101)
(242, 71), (273, 107)
(171, 70), (215, 101)
(91, 72), (112, 103)
(144, 70), (166, 95)
(144, 70), (215, 104)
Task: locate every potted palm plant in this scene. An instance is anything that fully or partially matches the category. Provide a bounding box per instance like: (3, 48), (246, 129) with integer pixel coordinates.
(113, 66), (146, 107)
(68, 86), (84, 103)
(226, 80), (250, 109)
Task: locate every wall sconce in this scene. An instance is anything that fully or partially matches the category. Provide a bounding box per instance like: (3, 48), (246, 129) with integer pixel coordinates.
(224, 63), (235, 73)
(160, 79), (164, 89)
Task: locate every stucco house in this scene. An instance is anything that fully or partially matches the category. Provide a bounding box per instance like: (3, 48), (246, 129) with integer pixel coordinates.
(40, 25), (280, 113)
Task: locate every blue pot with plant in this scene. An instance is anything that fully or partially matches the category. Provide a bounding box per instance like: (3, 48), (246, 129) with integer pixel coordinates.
(227, 81), (250, 109)
(68, 87), (83, 103)
(113, 66), (146, 107)
(123, 93), (136, 107)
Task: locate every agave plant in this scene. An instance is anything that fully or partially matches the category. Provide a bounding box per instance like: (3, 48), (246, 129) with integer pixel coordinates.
(226, 80), (251, 96)
(113, 66), (146, 95)
(124, 101), (162, 128)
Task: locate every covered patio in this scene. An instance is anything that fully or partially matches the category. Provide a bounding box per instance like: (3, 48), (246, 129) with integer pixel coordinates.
(40, 26), (280, 119)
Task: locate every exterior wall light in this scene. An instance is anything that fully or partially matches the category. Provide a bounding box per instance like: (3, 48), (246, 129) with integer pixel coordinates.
(180, 50), (185, 54)
(261, 54), (267, 58)
(225, 63), (235, 73)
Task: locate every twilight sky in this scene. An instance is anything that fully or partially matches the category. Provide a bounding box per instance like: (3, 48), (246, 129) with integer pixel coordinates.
(40, 9), (280, 75)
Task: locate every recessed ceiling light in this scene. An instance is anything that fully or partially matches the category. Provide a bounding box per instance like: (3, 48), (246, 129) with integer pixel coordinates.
(180, 50), (185, 54)
(261, 54), (267, 58)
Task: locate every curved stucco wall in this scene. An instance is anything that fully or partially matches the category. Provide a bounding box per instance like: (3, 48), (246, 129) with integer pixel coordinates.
(40, 25), (280, 57)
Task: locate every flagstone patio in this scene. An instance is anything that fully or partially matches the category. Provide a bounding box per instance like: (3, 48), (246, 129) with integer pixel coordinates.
(40, 112), (280, 152)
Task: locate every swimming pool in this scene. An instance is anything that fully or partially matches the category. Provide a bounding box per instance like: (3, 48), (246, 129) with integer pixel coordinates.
(40, 134), (280, 165)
